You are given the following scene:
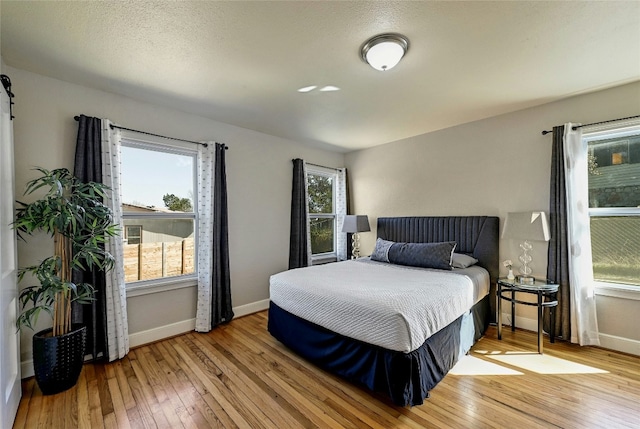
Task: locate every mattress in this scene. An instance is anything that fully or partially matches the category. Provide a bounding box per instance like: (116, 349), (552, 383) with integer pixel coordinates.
(269, 258), (490, 353)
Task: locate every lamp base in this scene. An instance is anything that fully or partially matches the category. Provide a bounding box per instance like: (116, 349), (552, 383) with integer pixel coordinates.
(517, 275), (535, 285)
(351, 233), (361, 259)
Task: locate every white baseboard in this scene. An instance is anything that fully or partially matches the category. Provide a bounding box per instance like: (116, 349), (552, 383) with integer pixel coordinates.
(500, 313), (640, 357)
(129, 318), (197, 348)
(500, 312), (538, 332)
(129, 298), (270, 348)
(598, 333), (640, 356)
(233, 298), (270, 318)
(21, 360), (34, 379)
(20, 299), (272, 379)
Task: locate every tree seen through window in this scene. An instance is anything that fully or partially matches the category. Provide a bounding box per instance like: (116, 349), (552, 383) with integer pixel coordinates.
(307, 173), (334, 255)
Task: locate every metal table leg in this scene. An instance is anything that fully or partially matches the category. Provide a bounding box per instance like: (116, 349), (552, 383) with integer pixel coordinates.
(497, 282), (502, 340)
(511, 289), (515, 332)
(538, 291), (543, 354)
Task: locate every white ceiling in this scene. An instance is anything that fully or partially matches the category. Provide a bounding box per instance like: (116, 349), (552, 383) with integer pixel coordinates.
(2, 1), (640, 152)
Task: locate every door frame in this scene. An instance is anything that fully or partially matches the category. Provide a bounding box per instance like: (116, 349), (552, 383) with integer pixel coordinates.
(0, 75), (21, 429)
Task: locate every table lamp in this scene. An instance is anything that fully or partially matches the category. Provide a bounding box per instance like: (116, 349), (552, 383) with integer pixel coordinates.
(342, 215), (370, 259)
(502, 211), (550, 284)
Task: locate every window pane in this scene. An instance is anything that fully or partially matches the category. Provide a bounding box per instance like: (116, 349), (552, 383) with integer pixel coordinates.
(588, 134), (640, 208)
(590, 216), (640, 286)
(125, 225), (142, 245)
(308, 174), (333, 214)
(123, 218), (195, 283)
(310, 217), (334, 254)
(121, 145), (195, 212)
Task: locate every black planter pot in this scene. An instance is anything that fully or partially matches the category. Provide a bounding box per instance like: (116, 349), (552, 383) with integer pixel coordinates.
(32, 324), (87, 395)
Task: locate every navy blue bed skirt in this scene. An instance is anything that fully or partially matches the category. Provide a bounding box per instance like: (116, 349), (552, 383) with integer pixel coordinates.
(268, 295), (490, 406)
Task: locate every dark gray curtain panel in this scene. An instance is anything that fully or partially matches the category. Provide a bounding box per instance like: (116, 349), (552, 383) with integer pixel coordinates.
(289, 158), (309, 269)
(545, 125), (571, 341)
(212, 143), (234, 326)
(72, 114), (108, 361)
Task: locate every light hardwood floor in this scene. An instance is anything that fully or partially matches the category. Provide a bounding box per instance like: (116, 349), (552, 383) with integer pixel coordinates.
(13, 311), (640, 428)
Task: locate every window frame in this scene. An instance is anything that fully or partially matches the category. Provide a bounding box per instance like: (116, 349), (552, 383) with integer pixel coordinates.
(120, 134), (199, 296)
(306, 165), (338, 264)
(124, 225), (142, 245)
(584, 124), (640, 297)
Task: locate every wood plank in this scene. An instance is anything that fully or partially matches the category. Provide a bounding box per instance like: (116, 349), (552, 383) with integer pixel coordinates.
(38, 393), (55, 428)
(113, 360), (136, 410)
(93, 362), (114, 417)
(75, 368), (92, 429)
(107, 377), (132, 429)
(87, 378), (106, 429)
(13, 377), (35, 429)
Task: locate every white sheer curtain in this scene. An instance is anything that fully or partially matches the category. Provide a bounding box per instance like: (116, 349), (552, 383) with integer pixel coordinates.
(335, 168), (348, 261)
(303, 162), (313, 266)
(563, 123), (599, 345)
(195, 142), (215, 332)
(101, 120), (129, 360)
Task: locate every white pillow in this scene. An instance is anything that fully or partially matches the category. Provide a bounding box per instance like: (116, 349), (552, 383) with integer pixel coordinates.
(451, 253), (478, 268)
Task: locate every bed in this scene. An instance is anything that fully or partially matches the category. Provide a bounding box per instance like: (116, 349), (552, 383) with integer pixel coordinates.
(268, 216), (499, 406)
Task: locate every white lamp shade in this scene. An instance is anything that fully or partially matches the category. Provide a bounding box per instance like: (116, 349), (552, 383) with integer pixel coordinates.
(502, 211), (550, 241)
(342, 215), (371, 233)
(365, 42), (406, 71)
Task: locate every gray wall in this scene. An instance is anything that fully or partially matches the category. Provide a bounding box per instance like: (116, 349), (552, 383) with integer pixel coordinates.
(9, 66), (344, 365)
(345, 81), (640, 351)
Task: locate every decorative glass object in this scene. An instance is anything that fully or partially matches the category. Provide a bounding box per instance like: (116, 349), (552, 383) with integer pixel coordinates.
(519, 240), (534, 279)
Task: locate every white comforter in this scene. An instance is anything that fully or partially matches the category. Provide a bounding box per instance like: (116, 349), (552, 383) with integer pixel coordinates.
(269, 258), (490, 353)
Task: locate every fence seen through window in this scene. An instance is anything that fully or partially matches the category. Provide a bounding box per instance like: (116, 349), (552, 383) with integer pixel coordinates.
(588, 131), (640, 286)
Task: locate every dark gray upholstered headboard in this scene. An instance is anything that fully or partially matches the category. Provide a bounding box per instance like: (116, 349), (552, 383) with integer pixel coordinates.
(377, 216), (499, 284)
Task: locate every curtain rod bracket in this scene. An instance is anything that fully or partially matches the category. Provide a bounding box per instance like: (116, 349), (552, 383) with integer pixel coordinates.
(1, 74), (16, 120)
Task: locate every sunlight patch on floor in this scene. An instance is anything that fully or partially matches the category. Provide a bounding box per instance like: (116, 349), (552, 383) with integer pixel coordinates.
(450, 355), (523, 375)
(476, 351), (609, 374)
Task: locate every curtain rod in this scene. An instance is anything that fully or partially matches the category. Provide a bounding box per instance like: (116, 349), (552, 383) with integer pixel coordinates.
(73, 116), (228, 149)
(541, 114), (640, 135)
(299, 160), (340, 171)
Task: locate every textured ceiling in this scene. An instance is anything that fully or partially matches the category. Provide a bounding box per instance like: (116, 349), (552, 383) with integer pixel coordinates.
(2, 1), (640, 152)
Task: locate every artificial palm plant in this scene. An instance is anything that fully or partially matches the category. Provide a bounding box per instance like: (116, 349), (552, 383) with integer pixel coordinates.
(14, 167), (119, 336)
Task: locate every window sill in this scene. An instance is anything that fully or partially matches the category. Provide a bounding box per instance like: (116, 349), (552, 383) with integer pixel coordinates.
(594, 282), (640, 301)
(126, 276), (197, 297)
(312, 255), (338, 265)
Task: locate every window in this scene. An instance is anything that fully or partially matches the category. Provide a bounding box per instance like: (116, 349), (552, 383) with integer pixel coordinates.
(307, 166), (337, 260)
(120, 138), (197, 287)
(586, 126), (640, 287)
(124, 225), (142, 245)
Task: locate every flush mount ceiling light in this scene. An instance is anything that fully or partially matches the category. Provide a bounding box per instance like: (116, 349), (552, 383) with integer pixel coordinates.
(360, 33), (409, 71)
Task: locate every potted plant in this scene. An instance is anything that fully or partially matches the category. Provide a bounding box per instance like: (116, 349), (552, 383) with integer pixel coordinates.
(13, 167), (119, 395)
